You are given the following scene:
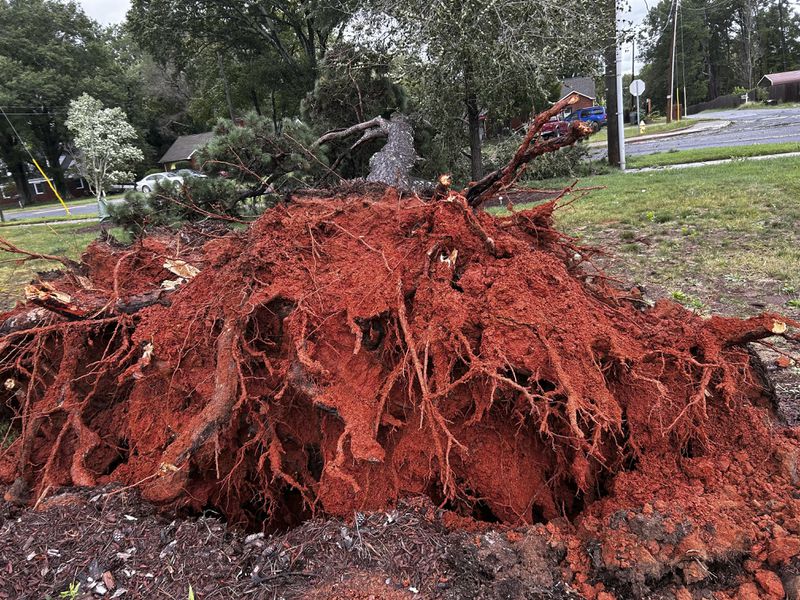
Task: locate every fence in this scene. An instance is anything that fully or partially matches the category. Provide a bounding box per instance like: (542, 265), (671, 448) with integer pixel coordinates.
(686, 93), (745, 115)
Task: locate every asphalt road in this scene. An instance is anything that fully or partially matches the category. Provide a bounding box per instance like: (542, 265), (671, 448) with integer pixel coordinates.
(606, 106), (800, 157)
(2, 199), (123, 222)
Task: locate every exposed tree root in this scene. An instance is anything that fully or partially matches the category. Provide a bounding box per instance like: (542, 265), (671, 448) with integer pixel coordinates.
(1, 188), (797, 538)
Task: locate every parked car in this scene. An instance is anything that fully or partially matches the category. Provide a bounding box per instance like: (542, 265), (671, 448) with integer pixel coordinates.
(134, 170), (207, 193)
(540, 117), (570, 139)
(565, 106), (607, 130)
(135, 172), (181, 193)
(173, 169), (208, 180)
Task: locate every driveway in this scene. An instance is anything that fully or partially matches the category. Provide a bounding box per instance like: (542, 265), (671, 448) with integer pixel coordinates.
(600, 106), (800, 157)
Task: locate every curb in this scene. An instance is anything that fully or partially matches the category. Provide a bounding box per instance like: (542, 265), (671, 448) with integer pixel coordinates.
(627, 151), (800, 172)
(587, 119), (730, 148)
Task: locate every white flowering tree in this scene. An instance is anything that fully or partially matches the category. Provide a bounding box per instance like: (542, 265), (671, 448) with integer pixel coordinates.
(66, 94), (143, 219)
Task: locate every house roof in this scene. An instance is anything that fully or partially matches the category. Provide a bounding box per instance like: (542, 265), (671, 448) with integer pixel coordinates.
(560, 77), (596, 101)
(758, 70), (800, 86)
(158, 132), (214, 165)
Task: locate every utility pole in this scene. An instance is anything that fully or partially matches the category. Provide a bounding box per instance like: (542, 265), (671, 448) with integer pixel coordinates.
(778, 0), (788, 71)
(616, 14), (626, 170)
(666, 0), (679, 123)
(631, 37), (637, 113)
(605, 0), (625, 168)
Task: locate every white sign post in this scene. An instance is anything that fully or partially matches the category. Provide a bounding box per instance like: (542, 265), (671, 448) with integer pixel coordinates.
(630, 79), (646, 127)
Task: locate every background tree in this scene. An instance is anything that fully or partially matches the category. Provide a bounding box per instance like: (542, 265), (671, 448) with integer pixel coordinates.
(127, 0), (354, 102)
(303, 42), (407, 179)
(640, 0), (800, 110)
(0, 0), (124, 197)
(65, 94), (143, 218)
(365, 0), (602, 181)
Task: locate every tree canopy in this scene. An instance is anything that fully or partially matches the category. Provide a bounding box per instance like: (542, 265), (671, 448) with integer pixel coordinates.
(640, 0), (800, 110)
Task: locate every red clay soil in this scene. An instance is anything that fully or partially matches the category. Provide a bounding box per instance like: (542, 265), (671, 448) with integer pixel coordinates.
(1, 186), (800, 598)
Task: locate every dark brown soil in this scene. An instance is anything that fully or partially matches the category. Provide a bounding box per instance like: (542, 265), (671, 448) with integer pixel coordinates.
(0, 486), (579, 600)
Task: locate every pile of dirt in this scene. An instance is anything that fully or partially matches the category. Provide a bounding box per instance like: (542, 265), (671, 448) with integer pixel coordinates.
(1, 183), (800, 598)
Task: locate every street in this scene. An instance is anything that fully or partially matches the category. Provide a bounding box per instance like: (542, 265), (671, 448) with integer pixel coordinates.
(604, 106), (800, 157)
(2, 199), (123, 222)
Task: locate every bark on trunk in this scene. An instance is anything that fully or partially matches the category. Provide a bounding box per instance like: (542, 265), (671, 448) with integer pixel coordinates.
(316, 114), (418, 189)
(251, 88), (262, 116)
(464, 59), (483, 181)
(466, 95), (483, 182)
(9, 160), (31, 207)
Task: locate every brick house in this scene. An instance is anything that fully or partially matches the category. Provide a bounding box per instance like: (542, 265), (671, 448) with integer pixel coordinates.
(0, 154), (90, 208)
(559, 77), (597, 113)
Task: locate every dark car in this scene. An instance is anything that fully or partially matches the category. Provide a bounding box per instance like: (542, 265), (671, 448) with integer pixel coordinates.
(540, 117), (570, 139)
(565, 106), (607, 130)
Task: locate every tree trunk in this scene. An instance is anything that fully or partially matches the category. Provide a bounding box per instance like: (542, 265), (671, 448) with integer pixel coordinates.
(271, 90), (280, 134)
(0, 125), (32, 207)
(365, 115), (417, 189)
(466, 96), (483, 182)
(218, 52), (235, 122)
(464, 60), (483, 181)
(30, 115), (67, 198)
(251, 88), (262, 116)
(9, 160), (31, 207)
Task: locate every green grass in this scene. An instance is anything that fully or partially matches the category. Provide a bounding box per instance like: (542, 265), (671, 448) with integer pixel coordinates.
(627, 142), (800, 169)
(738, 101), (800, 110)
(1, 214), (96, 227)
(489, 156), (800, 315)
(590, 119), (693, 143)
(0, 222), (124, 309)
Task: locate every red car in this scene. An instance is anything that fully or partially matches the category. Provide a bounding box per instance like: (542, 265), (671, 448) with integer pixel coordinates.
(540, 117), (570, 139)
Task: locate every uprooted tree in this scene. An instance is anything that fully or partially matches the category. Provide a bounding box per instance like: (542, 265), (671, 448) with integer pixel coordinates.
(1, 96), (800, 599)
(315, 113), (417, 189)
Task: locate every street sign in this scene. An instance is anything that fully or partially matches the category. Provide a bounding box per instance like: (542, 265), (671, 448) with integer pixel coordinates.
(629, 79), (646, 97)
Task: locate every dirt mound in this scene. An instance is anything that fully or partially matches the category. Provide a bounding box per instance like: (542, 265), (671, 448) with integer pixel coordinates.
(1, 186), (800, 598)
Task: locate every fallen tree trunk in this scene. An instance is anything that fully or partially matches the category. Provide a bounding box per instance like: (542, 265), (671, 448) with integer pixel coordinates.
(316, 114), (417, 189)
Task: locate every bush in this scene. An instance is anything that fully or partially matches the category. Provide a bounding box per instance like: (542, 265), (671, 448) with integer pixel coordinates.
(112, 113), (327, 234)
(110, 177), (261, 235)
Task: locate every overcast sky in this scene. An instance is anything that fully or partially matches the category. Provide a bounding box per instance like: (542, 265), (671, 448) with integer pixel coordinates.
(77, 0), (651, 74)
(78, 0), (130, 25)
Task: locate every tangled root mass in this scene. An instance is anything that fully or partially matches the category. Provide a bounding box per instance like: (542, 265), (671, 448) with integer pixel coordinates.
(0, 187), (797, 533)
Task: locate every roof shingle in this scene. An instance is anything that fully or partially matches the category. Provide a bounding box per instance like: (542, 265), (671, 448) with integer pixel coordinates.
(158, 132), (214, 165)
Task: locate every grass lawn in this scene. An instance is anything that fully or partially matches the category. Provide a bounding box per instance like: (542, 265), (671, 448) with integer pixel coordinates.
(590, 119), (693, 143)
(627, 142), (800, 169)
(0, 222), (125, 309)
(1, 214), (97, 227)
(489, 156), (800, 317)
(737, 101), (800, 110)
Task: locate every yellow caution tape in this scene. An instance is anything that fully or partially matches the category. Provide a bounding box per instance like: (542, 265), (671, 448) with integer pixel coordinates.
(31, 158), (71, 215)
